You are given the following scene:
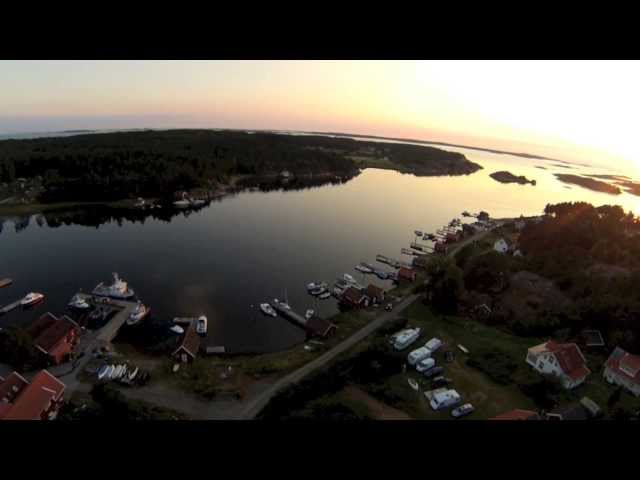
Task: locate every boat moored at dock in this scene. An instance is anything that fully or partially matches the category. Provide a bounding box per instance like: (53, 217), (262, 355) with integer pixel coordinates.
(306, 281), (328, 291)
(196, 315), (208, 335)
(0, 278), (12, 289)
(68, 294), (90, 310)
(126, 301), (150, 326)
(260, 303), (277, 317)
(93, 273), (135, 300)
(20, 292), (44, 307)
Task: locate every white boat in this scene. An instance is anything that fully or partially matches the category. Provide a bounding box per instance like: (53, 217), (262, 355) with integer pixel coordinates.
(354, 264), (372, 274)
(191, 199), (206, 206)
(93, 272), (135, 299)
(196, 315), (208, 335)
(97, 365), (110, 380)
(273, 298), (291, 310)
(306, 281), (328, 291)
(343, 273), (356, 284)
(128, 367), (139, 380)
(310, 287), (327, 296)
(170, 325), (184, 334)
(260, 303), (277, 317)
(127, 302), (150, 325)
(333, 287), (345, 296)
(408, 378), (420, 391)
(68, 294), (90, 310)
(318, 291), (331, 300)
(21, 292), (45, 306)
(305, 309), (315, 320)
(414, 230), (423, 236)
(110, 365), (122, 379)
(119, 366), (128, 379)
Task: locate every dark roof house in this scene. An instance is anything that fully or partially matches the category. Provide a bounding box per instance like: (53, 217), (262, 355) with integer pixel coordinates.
(341, 286), (369, 308)
(365, 284), (385, 303)
(172, 324), (201, 363)
(27, 313), (80, 365)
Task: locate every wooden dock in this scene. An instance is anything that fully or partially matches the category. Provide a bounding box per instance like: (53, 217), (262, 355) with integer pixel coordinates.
(0, 278), (12, 289)
(77, 293), (137, 343)
(0, 298), (22, 315)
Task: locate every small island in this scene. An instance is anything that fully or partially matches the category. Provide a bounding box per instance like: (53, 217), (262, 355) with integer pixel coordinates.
(614, 179), (640, 196)
(554, 174), (621, 194)
(489, 171), (536, 185)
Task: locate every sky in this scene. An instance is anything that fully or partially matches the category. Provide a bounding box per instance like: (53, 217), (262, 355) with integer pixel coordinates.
(1, 60), (639, 175)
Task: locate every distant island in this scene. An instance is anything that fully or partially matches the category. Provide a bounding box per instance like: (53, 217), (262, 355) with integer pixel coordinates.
(554, 174), (622, 194)
(490, 171), (536, 185)
(0, 130), (482, 212)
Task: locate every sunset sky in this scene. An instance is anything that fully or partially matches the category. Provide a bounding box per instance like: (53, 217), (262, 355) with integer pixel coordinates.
(1, 60), (639, 174)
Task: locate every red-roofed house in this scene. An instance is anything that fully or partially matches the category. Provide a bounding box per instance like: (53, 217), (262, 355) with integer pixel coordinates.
(172, 324), (201, 363)
(0, 370), (65, 420)
(604, 347), (640, 396)
(490, 409), (541, 420)
(396, 267), (417, 283)
(27, 313), (81, 365)
(340, 286), (370, 308)
(526, 340), (590, 389)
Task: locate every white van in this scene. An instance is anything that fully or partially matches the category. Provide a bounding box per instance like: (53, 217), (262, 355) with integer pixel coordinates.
(416, 357), (435, 373)
(407, 346), (432, 366)
(393, 328), (421, 351)
(424, 338), (443, 353)
(429, 389), (461, 411)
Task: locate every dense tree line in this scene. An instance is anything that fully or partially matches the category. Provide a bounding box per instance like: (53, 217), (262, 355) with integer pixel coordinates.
(0, 129), (479, 202)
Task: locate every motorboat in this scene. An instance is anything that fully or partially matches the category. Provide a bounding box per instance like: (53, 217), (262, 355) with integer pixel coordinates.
(343, 273), (356, 284)
(119, 365), (128, 379)
(110, 365), (121, 379)
(333, 286), (345, 296)
(318, 291), (331, 300)
(305, 309), (315, 320)
(127, 301), (150, 326)
(375, 271), (390, 280)
(260, 303), (277, 317)
(310, 287), (327, 296)
(21, 292), (44, 307)
(97, 365), (111, 380)
(306, 281), (328, 291)
(273, 298), (291, 310)
(414, 230), (423, 237)
(128, 367), (139, 381)
(93, 272), (135, 299)
(68, 294), (90, 310)
(170, 325), (185, 334)
(354, 264), (372, 274)
(196, 315), (208, 335)
(408, 378), (420, 391)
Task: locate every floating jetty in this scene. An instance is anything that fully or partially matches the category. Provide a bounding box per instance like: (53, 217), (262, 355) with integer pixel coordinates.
(0, 298), (23, 315)
(272, 301), (336, 338)
(376, 254), (412, 269)
(0, 278), (12, 289)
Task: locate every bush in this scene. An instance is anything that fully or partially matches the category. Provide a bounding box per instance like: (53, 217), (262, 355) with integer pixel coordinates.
(465, 346), (518, 385)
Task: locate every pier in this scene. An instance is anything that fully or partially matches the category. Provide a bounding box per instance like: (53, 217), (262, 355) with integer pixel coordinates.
(0, 298), (23, 315)
(272, 302), (336, 338)
(77, 293), (138, 343)
(376, 254), (412, 269)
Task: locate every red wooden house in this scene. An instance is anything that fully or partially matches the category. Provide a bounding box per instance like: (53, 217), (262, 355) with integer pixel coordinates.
(27, 313), (81, 365)
(0, 370), (65, 420)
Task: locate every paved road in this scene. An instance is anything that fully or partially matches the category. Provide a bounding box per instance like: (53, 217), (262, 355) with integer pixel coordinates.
(235, 293), (420, 419)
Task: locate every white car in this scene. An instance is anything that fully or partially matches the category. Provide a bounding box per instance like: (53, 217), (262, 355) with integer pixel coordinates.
(416, 357), (435, 373)
(451, 403), (475, 418)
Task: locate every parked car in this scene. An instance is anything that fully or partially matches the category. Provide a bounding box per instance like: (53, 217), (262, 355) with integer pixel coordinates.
(451, 403), (475, 418)
(416, 357), (436, 373)
(423, 366), (444, 378)
(431, 376), (452, 388)
(385, 303), (393, 311)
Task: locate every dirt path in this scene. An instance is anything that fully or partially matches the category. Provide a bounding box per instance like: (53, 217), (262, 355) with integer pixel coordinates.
(344, 385), (411, 420)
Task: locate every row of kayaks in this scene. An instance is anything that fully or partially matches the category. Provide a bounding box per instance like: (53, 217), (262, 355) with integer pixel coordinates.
(97, 363), (140, 381)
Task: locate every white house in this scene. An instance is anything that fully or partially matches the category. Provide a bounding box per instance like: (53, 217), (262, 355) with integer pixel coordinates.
(493, 238), (509, 254)
(525, 340), (590, 389)
(603, 347), (640, 396)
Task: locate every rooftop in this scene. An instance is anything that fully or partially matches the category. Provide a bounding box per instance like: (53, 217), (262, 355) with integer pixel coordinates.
(0, 370), (65, 420)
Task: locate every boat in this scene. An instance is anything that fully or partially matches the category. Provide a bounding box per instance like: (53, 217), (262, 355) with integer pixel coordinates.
(191, 199), (206, 206)
(306, 281), (328, 291)
(97, 365), (110, 380)
(408, 378), (420, 391)
(0, 278), (12, 289)
(20, 292), (44, 306)
(343, 273), (356, 284)
(310, 286), (327, 296)
(93, 272), (135, 299)
(318, 291), (331, 299)
(414, 230), (423, 236)
(354, 264), (372, 274)
(170, 325), (184, 334)
(119, 366), (128, 379)
(462, 210), (471, 217)
(68, 294), (90, 310)
(305, 309), (314, 320)
(128, 367), (139, 380)
(260, 303), (277, 317)
(127, 301), (150, 326)
(273, 298), (291, 310)
(333, 286), (345, 296)
(196, 315), (208, 335)
(375, 271), (390, 280)
(110, 365), (121, 379)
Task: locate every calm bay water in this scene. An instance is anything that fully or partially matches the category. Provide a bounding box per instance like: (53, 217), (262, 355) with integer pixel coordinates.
(1, 140), (638, 353)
